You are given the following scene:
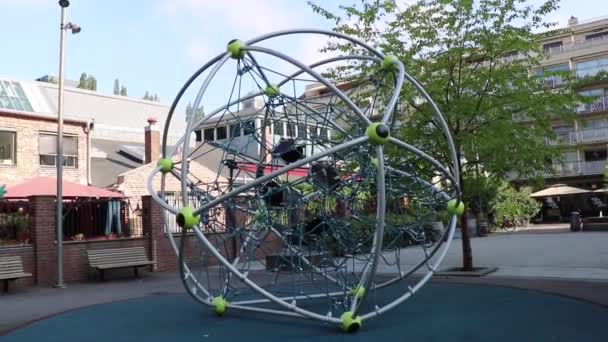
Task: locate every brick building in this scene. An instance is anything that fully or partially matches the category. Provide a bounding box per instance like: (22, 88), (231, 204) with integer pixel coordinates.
(0, 108), (91, 186)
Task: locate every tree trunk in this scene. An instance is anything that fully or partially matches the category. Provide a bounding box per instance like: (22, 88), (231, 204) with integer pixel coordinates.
(459, 173), (474, 271)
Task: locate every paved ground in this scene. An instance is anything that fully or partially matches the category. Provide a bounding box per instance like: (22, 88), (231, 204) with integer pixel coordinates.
(395, 224), (608, 280)
(2, 225), (608, 337)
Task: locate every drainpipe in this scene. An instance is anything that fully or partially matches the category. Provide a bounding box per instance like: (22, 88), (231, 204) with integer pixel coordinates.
(86, 119), (94, 185)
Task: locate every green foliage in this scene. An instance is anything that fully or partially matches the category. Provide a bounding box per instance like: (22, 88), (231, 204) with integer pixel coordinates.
(490, 182), (540, 228)
(77, 73), (97, 91)
(120, 85), (128, 96)
(462, 175), (500, 215)
(143, 91), (159, 101)
(186, 102), (204, 123)
(309, 0), (577, 179)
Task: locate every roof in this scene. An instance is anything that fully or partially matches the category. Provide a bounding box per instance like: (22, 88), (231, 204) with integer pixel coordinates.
(91, 139), (146, 188)
(0, 75), (186, 144)
(3, 176), (123, 199)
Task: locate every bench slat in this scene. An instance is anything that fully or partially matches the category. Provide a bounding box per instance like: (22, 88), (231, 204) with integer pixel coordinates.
(88, 247), (145, 255)
(95, 261), (154, 269)
(0, 272), (32, 280)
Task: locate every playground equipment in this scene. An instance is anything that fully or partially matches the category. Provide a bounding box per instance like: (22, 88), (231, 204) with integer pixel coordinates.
(148, 29), (462, 332)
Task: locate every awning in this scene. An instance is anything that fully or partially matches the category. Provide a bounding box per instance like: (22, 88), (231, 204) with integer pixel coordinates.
(2, 176), (123, 199)
(530, 184), (590, 198)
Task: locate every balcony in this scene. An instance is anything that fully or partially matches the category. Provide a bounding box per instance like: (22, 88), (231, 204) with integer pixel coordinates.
(509, 159), (606, 180)
(548, 126), (608, 146)
(576, 96), (607, 114)
(545, 36), (608, 56)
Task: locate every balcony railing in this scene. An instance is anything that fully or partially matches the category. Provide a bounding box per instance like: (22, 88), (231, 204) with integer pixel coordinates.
(545, 36), (608, 55)
(548, 126), (608, 146)
(576, 96), (607, 114)
(509, 159), (606, 180)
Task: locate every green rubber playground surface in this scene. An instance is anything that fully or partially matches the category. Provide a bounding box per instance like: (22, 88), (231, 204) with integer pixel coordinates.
(3, 283), (607, 341)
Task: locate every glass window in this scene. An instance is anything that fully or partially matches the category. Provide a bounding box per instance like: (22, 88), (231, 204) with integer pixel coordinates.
(582, 119), (606, 129)
(287, 123), (296, 137)
(243, 120), (255, 135)
(0, 80), (34, 111)
(38, 133), (78, 168)
(274, 121), (284, 136)
(203, 128), (214, 141)
(543, 41), (563, 53)
(0, 131), (16, 165)
(585, 32), (608, 41)
(297, 124), (307, 139)
(229, 123), (241, 137)
(575, 57), (608, 78)
(216, 126), (227, 140)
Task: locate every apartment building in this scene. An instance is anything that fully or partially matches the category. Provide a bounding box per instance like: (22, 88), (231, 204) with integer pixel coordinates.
(510, 16), (608, 220)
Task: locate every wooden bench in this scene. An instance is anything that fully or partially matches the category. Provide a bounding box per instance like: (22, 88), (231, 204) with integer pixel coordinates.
(0, 256), (32, 293)
(87, 247), (154, 281)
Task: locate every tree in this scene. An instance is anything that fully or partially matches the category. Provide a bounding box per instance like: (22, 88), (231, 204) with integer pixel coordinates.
(113, 79), (120, 95)
(120, 85), (128, 96)
(186, 102), (204, 122)
(153, 94), (159, 102)
(78, 72), (88, 89)
(87, 76), (97, 91)
(311, 0), (578, 270)
(143, 91), (151, 100)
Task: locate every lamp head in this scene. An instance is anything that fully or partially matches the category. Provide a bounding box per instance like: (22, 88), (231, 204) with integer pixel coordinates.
(67, 22), (81, 34)
(58, 0), (70, 8)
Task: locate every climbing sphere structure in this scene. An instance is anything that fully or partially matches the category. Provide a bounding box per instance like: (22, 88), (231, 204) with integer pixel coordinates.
(148, 29), (462, 332)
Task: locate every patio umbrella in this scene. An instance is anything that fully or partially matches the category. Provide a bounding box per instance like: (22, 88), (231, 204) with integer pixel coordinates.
(530, 184), (590, 198)
(594, 188), (608, 193)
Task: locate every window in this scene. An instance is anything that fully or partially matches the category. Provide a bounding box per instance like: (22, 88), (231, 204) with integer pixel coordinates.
(216, 126), (227, 140)
(39, 133), (78, 167)
(274, 121), (284, 136)
(585, 31), (608, 41)
(298, 124), (307, 139)
(229, 123), (241, 137)
(203, 128), (214, 141)
(575, 57), (608, 78)
(0, 80), (34, 112)
(243, 120), (255, 135)
(542, 41), (563, 53)
(0, 130), (16, 165)
(287, 123), (296, 137)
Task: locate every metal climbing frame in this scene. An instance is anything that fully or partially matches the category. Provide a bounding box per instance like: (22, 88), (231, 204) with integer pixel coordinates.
(147, 29), (462, 331)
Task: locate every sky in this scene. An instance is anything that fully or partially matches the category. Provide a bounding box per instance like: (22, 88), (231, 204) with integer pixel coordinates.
(0, 0), (606, 116)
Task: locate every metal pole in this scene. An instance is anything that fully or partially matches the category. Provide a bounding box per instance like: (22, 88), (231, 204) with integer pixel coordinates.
(55, 2), (67, 288)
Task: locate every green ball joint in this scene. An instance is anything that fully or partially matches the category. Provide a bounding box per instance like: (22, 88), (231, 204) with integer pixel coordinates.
(447, 199), (465, 216)
(227, 39), (246, 59)
(176, 207), (201, 230)
(264, 84), (280, 98)
(366, 123), (390, 145)
(212, 296), (228, 316)
(157, 158), (173, 174)
(350, 285), (365, 299)
(340, 311), (362, 333)
(381, 54), (400, 72)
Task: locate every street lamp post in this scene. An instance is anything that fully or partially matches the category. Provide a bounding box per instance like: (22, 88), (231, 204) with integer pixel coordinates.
(55, 0), (80, 288)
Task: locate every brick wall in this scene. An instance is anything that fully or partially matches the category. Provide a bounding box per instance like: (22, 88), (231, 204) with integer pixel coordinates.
(0, 195), (284, 290)
(118, 161), (224, 215)
(0, 111), (89, 186)
(29, 196), (56, 285)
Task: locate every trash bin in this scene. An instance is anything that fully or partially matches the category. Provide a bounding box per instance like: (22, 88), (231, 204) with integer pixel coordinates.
(477, 220), (488, 237)
(570, 212), (582, 232)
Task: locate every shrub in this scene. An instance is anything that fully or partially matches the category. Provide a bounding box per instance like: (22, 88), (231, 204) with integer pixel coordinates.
(490, 182), (540, 228)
